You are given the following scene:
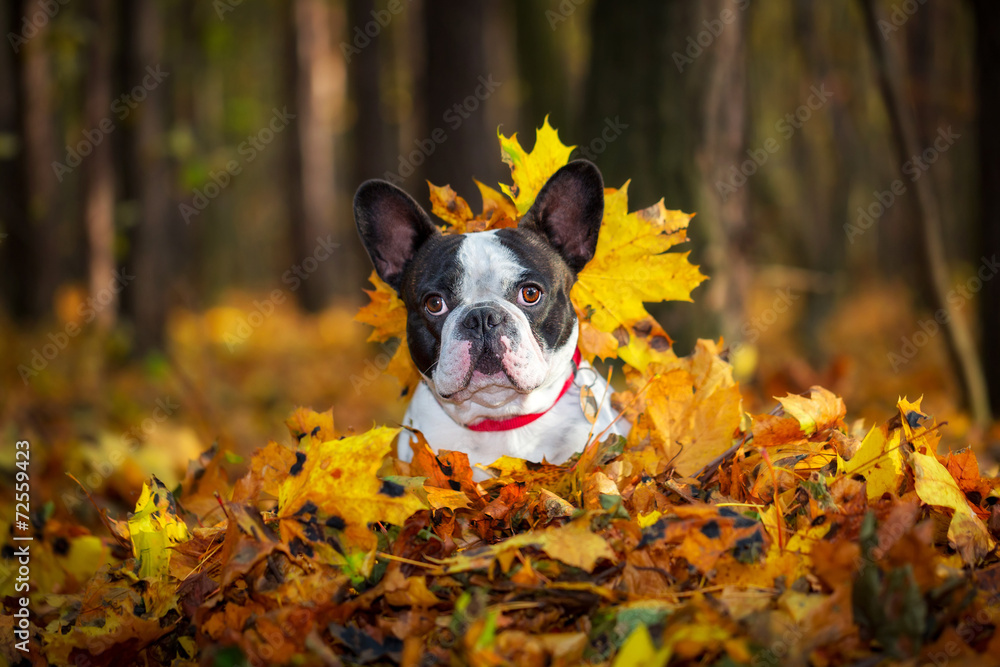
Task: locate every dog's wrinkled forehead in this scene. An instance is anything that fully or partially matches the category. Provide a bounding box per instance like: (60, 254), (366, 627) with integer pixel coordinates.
(455, 232), (525, 303)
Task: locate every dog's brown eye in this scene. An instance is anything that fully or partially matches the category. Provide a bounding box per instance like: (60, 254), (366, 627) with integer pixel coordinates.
(518, 284), (543, 306)
(424, 294), (448, 315)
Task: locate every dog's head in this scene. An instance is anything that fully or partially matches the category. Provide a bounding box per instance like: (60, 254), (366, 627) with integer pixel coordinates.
(354, 161), (604, 408)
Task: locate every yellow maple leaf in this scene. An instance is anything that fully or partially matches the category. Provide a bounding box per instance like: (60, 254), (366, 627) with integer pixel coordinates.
(475, 179), (519, 228)
(278, 426), (426, 550)
(382, 568), (442, 607)
(841, 422), (905, 501)
(249, 440), (297, 497)
(41, 577), (178, 664)
(574, 185), (707, 367)
(128, 477), (190, 579)
(499, 115), (576, 215)
(840, 396), (936, 502)
(910, 451), (995, 564)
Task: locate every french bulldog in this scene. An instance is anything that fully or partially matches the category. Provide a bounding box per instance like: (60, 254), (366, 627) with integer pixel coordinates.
(353, 160), (625, 470)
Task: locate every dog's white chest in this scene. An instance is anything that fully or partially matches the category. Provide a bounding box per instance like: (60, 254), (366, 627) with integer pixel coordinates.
(397, 360), (626, 471)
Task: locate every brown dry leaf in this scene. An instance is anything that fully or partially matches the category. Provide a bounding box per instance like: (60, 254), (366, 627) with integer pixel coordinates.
(427, 182), (474, 229)
(751, 413), (808, 449)
(942, 448), (991, 503)
(427, 180), (518, 234)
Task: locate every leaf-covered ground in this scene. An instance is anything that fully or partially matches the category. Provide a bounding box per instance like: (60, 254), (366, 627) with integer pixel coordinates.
(3, 121), (1000, 666)
(8, 386), (1000, 666)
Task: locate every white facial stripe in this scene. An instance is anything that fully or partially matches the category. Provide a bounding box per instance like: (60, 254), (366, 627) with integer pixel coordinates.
(456, 231), (525, 304)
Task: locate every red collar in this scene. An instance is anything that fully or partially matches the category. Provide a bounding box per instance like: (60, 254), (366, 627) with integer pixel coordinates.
(466, 349), (582, 432)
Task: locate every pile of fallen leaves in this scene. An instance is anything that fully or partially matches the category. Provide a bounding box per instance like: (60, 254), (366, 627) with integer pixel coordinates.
(5, 121), (1000, 666)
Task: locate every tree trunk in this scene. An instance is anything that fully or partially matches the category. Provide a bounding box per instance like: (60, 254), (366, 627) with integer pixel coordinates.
(82, 0), (117, 330)
(287, 0), (342, 308)
(420, 0), (504, 194)
(695, 0), (749, 350)
(583, 0), (746, 351)
(860, 0), (991, 426)
(513, 0), (571, 132)
(347, 0), (390, 183)
(1, 0), (61, 321)
(582, 1), (698, 210)
(973, 0), (1000, 414)
(0, 2), (29, 318)
(345, 0), (391, 289)
(791, 0), (851, 361)
(120, 0), (170, 354)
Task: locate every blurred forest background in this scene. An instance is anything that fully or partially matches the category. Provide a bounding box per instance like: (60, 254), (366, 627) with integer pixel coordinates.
(2, 0), (1000, 510)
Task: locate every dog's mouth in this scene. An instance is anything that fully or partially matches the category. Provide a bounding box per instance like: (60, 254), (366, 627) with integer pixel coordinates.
(438, 348), (525, 400)
(472, 348), (505, 376)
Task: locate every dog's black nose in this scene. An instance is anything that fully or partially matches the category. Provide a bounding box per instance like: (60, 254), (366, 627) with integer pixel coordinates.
(462, 306), (506, 337)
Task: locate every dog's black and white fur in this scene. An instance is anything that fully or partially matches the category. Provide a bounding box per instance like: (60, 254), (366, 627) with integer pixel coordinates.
(354, 160), (624, 469)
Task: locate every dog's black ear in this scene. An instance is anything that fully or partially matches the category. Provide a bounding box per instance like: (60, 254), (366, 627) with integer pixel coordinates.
(519, 160), (604, 273)
(354, 180), (441, 291)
